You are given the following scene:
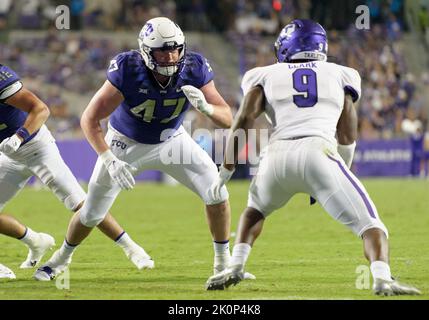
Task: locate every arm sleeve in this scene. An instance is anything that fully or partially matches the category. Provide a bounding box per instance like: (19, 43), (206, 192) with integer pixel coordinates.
(0, 65), (23, 102)
(194, 54), (214, 88)
(0, 81), (23, 101)
(341, 66), (361, 103)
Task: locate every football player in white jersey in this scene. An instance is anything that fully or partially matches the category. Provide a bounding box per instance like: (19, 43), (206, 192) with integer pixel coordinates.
(206, 19), (421, 296)
(0, 64), (152, 279)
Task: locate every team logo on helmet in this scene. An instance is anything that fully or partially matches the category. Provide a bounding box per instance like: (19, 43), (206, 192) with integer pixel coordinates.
(281, 24), (296, 40)
(142, 23), (154, 37)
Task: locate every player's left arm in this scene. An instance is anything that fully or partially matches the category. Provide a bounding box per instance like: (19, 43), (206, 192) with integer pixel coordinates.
(182, 80), (232, 128)
(223, 85), (265, 171)
(199, 80), (233, 128)
(4, 87), (50, 141)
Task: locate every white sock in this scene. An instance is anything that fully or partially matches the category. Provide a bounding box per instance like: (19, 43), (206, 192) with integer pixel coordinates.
(19, 228), (38, 247)
(370, 261), (392, 281)
(116, 232), (148, 256)
(59, 240), (77, 260)
(115, 232), (134, 249)
(213, 240), (230, 257)
(230, 243), (251, 268)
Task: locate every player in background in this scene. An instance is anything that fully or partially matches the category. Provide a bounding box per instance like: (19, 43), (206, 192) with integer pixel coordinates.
(35, 17), (254, 282)
(0, 64), (151, 279)
(206, 20), (421, 296)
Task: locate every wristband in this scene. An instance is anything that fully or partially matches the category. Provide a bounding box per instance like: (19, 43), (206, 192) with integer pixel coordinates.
(16, 127), (30, 141)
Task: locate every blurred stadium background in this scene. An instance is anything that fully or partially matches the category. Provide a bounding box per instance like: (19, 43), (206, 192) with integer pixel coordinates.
(1, 0), (429, 180)
(1, 0), (429, 300)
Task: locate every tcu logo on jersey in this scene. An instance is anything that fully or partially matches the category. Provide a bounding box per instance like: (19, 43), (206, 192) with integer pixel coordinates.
(205, 59), (213, 73)
(111, 139), (127, 150)
(108, 60), (118, 72)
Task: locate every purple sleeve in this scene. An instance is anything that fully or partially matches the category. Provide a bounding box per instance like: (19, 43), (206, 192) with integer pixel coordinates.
(106, 53), (127, 93)
(198, 55), (214, 87)
(344, 86), (359, 102)
(186, 53), (214, 88)
(0, 65), (20, 92)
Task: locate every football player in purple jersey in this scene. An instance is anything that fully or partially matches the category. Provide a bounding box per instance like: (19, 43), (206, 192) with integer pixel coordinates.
(0, 64), (152, 279)
(35, 17), (254, 282)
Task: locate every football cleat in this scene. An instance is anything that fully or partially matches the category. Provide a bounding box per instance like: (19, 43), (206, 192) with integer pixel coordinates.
(214, 256), (255, 280)
(243, 272), (256, 280)
(0, 263), (16, 279)
(213, 253), (230, 276)
(20, 233), (55, 269)
(33, 249), (72, 281)
(373, 277), (421, 296)
(126, 246), (154, 270)
(206, 266), (244, 290)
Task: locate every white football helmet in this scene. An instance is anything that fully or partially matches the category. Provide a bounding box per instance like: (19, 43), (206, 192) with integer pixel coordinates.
(138, 17), (186, 77)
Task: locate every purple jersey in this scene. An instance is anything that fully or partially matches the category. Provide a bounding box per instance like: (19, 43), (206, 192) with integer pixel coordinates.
(107, 50), (214, 144)
(0, 64), (30, 143)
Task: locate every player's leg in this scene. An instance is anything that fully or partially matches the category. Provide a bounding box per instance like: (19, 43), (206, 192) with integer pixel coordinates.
(206, 142), (294, 290)
(204, 201), (232, 274)
(0, 154), (55, 269)
(33, 156), (124, 281)
(69, 201), (153, 270)
(29, 132), (152, 279)
(305, 144), (420, 295)
(157, 129), (235, 275)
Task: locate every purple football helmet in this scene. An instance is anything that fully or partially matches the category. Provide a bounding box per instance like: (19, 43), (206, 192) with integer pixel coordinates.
(274, 19), (328, 63)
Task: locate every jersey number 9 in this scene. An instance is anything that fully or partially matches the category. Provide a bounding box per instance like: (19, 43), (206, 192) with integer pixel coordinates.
(292, 69), (318, 108)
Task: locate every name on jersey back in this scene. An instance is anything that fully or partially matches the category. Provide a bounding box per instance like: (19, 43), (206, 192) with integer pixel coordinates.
(288, 62), (318, 69)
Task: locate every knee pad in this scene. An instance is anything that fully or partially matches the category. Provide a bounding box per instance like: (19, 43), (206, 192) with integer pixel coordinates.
(79, 181), (119, 227)
(64, 193), (86, 212)
(79, 207), (105, 228)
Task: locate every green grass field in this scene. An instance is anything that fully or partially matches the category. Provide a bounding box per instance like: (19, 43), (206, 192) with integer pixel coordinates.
(0, 179), (428, 300)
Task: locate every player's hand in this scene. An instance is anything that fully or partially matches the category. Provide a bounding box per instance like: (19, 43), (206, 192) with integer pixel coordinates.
(209, 165), (235, 201)
(100, 150), (137, 190)
(0, 134), (23, 156)
(181, 85), (214, 116)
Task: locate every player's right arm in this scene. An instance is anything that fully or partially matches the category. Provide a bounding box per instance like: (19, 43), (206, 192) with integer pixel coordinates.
(210, 86), (265, 200)
(223, 86), (265, 170)
(80, 80), (123, 155)
(335, 65), (361, 168)
(81, 80), (136, 190)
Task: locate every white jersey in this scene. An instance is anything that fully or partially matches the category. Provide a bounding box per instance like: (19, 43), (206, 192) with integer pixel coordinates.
(241, 61), (361, 145)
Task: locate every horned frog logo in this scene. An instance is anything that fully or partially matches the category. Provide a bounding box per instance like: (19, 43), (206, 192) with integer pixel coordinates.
(281, 24), (296, 40)
(142, 23), (154, 37)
